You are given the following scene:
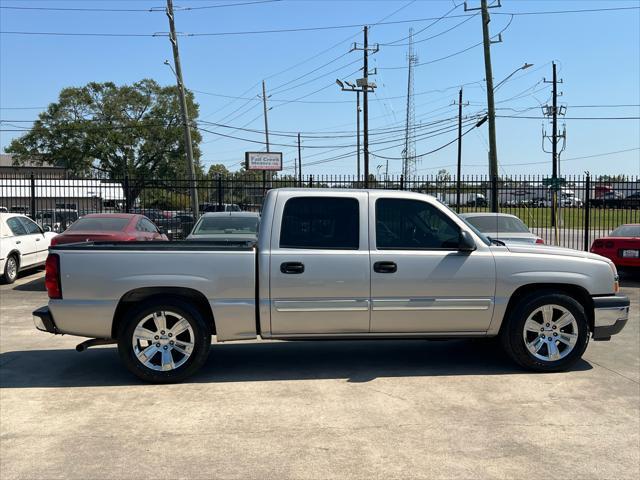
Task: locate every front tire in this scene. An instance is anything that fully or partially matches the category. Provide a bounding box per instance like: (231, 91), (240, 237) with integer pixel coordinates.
(117, 299), (211, 383)
(3, 255), (18, 284)
(501, 292), (589, 372)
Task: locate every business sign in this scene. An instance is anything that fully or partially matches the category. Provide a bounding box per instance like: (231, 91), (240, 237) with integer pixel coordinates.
(245, 152), (283, 171)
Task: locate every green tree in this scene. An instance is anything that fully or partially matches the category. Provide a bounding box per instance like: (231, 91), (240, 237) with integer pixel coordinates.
(207, 164), (230, 178)
(6, 79), (202, 205)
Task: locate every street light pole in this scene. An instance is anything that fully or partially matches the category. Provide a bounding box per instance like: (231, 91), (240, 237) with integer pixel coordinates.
(479, 0), (499, 212)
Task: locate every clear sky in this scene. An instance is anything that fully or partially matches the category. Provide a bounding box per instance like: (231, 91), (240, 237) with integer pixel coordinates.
(1, 0), (639, 178)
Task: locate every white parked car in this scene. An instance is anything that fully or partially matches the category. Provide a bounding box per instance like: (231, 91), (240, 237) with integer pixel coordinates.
(460, 213), (544, 245)
(0, 213), (57, 284)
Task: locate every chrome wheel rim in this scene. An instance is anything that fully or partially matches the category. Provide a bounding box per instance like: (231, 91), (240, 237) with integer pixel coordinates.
(132, 311), (195, 372)
(6, 258), (17, 280)
(522, 304), (579, 362)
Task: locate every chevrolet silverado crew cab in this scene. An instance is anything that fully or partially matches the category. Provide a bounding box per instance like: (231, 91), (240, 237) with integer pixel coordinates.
(33, 189), (630, 383)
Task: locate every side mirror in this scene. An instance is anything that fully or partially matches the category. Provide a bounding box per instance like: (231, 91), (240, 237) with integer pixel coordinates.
(43, 225), (52, 232)
(458, 230), (476, 252)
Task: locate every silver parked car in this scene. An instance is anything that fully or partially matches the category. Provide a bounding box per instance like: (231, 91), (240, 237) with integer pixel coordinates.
(186, 211), (260, 242)
(460, 213), (544, 245)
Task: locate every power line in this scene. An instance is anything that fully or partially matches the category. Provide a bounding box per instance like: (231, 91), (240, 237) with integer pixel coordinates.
(414, 147), (640, 172)
(381, 2), (461, 46)
(497, 115), (640, 120)
(0, 1), (281, 13)
(379, 14), (514, 70)
(4, 6), (637, 38)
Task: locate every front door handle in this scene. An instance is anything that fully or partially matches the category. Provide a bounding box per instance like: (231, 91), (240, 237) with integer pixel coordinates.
(15, 240), (21, 245)
(374, 261), (397, 273)
(280, 261), (305, 274)
(36, 238), (41, 241)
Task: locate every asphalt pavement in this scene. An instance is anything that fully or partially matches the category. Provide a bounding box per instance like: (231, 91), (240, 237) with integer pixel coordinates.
(0, 268), (638, 479)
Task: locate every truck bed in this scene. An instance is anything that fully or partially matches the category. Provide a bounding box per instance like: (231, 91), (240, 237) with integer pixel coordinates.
(49, 241), (257, 341)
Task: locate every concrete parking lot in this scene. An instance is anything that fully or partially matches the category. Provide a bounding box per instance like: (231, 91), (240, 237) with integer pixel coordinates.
(1, 269), (638, 479)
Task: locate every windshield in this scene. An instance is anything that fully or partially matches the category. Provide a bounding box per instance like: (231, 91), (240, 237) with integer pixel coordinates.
(192, 216), (259, 235)
(610, 225), (640, 237)
(66, 217), (130, 232)
(464, 215), (530, 233)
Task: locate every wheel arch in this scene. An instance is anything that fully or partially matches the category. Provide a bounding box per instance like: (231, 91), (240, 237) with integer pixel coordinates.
(5, 249), (21, 268)
(112, 286), (216, 339)
(501, 283), (594, 333)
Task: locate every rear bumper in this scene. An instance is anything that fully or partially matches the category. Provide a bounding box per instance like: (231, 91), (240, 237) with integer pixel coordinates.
(592, 295), (630, 341)
(32, 306), (59, 334)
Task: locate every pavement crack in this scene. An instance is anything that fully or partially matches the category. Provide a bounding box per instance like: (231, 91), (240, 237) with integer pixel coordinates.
(589, 359), (640, 385)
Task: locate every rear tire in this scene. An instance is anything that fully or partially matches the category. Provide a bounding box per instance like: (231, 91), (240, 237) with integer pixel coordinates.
(117, 298), (211, 383)
(2, 255), (18, 284)
(501, 291), (589, 372)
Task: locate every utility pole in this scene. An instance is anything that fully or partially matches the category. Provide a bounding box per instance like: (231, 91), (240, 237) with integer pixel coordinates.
(466, 0), (502, 212)
(356, 90), (361, 181)
(543, 62), (566, 242)
(297, 132), (302, 186)
(363, 26), (370, 188)
(453, 87), (468, 213)
(352, 26), (379, 188)
(261, 80), (270, 192)
(338, 27), (377, 186)
(166, 0), (199, 218)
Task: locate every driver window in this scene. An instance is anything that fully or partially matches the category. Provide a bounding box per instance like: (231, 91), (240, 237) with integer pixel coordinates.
(376, 198), (460, 250)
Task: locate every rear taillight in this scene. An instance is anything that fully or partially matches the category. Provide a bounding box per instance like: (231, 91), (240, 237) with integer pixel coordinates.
(535, 238), (544, 244)
(50, 236), (59, 246)
(45, 254), (62, 299)
(593, 240), (604, 249)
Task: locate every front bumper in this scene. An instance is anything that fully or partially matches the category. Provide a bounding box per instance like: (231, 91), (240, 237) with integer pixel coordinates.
(33, 306), (59, 334)
(592, 295), (630, 341)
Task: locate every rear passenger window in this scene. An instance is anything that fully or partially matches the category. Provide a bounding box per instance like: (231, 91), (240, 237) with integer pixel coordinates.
(6, 217), (27, 236)
(17, 217), (42, 234)
(280, 197), (359, 249)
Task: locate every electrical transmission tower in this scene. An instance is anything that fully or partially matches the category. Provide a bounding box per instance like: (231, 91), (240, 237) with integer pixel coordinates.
(402, 28), (418, 179)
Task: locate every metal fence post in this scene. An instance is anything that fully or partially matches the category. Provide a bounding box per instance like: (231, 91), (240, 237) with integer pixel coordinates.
(29, 172), (36, 219)
(584, 173), (591, 252)
(400, 174), (404, 190)
(309, 175), (313, 188)
(123, 174), (130, 213)
(217, 174), (223, 210)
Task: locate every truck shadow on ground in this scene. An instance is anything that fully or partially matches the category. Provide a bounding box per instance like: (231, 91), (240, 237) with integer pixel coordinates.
(11, 275), (46, 292)
(0, 339), (592, 389)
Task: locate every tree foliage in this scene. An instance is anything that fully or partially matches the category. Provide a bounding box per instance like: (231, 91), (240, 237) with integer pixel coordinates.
(6, 79), (203, 182)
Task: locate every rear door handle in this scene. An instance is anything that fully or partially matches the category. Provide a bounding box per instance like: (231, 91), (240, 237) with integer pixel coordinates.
(36, 238), (41, 241)
(374, 261), (397, 273)
(280, 262), (305, 274)
(15, 240), (21, 245)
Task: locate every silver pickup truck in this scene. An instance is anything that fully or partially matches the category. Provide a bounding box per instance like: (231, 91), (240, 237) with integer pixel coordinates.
(33, 189), (630, 383)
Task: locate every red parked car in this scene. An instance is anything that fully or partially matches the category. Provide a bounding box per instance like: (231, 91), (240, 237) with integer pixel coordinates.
(590, 224), (640, 270)
(51, 214), (169, 246)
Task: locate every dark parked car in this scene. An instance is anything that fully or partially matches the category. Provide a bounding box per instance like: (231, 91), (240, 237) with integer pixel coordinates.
(622, 192), (640, 209)
(130, 209), (183, 239)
